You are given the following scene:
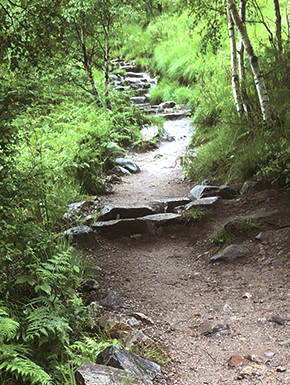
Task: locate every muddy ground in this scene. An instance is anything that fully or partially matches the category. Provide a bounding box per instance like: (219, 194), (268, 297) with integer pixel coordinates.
(89, 118), (290, 385)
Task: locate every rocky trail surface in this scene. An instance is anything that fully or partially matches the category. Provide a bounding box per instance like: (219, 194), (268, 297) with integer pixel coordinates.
(76, 114), (290, 385)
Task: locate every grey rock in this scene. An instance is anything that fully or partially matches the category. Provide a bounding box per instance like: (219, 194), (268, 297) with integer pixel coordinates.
(100, 290), (123, 310)
(96, 345), (161, 385)
(200, 321), (230, 338)
(138, 213), (182, 236)
(75, 363), (144, 385)
(161, 111), (190, 120)
(174, 197), (218, 214)
(92, 218), (147, 239)
(114, 165), (131, 176)
(240, 181), (258, 194)
(210, 244), (248, 263)
(63, 201), (97, 221)
(140, 126), (159, 142)
(138, 213), (182, 225)
(125, 72), (146, 78)
(105, 174), (122, 184)
(189, 185), (237, 201)
(80, 279), (100, 292)
(159, 101), (176, 109)
(153, 198), (191, 213)
(99, 205), (155, 221)
(224, 211), (278, 232)
(64, 226), (95, 248)
(131, 96), (148, 105)
(114, 158), (140, 174)
(270, 316), (285, 326)
(184, 197), (219, 209)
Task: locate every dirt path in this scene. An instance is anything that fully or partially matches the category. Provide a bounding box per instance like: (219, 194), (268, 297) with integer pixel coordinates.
(92, 118), (290, 385)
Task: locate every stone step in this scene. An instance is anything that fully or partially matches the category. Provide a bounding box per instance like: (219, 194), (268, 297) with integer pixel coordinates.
(131, 96), (148, 105)
(92, 213), (182, 239)
(98, 205), (155, 221)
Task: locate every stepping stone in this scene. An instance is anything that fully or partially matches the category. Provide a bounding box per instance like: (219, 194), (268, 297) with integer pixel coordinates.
(189, 184), (238, 200)
(131, 96), (148, 104)
(153, 198), (191, 213)
(125, 72), (146, 78)
(99, 205), (155, 221)
(174, 197), (219, 213)
(138, 213), (182, 225)
(92, 213), (182, 238)
(92, 218), (147, 239)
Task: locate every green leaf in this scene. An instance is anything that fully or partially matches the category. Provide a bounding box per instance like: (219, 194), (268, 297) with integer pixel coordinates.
(15, 276), (36, 286)
(35, 283), (51, 295)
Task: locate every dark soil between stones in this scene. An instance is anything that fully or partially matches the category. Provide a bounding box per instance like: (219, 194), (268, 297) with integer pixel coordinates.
(87, 118), (290, 385)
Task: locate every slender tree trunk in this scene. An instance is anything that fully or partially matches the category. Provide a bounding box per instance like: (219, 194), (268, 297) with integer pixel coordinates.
(80, 23), (100, 100)
(238, 0), (251, 114)
(274, 0), (282, 58)
(103, 18), (111, 109)
(228, 0), (272, 122)
(227, 5), (243, 114)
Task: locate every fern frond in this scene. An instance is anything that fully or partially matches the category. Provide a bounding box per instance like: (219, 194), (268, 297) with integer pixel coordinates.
(0, 357), (52, 385)
(0, 316), (19, 343)
(25, 306), (72, 345)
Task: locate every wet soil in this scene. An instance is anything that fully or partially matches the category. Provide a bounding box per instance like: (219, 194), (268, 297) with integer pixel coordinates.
(90, 118), (290, 385)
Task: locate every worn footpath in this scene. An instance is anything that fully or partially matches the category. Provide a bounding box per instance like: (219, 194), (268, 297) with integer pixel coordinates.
(89, 117), (290, 385)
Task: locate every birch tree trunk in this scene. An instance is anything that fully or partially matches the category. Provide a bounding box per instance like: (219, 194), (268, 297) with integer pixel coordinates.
(227, 5), (244, 114)
(238, 0), (251, 114)
(228, 0), (272, 122)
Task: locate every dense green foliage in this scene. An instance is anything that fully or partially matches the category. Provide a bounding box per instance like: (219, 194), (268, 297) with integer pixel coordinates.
(1, 0), (290, 383)
(122, 1), (290, 186)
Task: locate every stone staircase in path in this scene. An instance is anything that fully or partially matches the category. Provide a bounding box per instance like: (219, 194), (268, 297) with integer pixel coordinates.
(110, 59), (190, 120)
(63, 183), (243, 246)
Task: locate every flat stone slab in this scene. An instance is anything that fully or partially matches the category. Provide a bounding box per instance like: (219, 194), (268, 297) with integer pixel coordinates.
(158, 111), (190, 120)
(186, 197), (219, 207)
(92, 218), (147, 238)
(99, 205), (155, 221)
(75, 363), (145, 385)
(153, 198), (191, 213)
(224, 211), (278, 231)
(138, 213), (182, 225)
(189, 184), (238, 200)
(210, 244), (248, 263)
(92, 213), (182, 238)
(131, 96), (148, 104)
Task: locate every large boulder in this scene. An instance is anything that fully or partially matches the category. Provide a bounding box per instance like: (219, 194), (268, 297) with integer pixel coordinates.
(75, 363), (144, 385)
(96, 345), (161, 385)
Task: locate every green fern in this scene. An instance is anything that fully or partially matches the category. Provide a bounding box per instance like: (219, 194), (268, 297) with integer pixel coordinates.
(0, 357), (52, 385)
(0, 307), (52, 385)
(24, 306), (72, 346)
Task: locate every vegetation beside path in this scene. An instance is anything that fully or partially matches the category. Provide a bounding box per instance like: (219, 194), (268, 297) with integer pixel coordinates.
(1, 0), (290, 383)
